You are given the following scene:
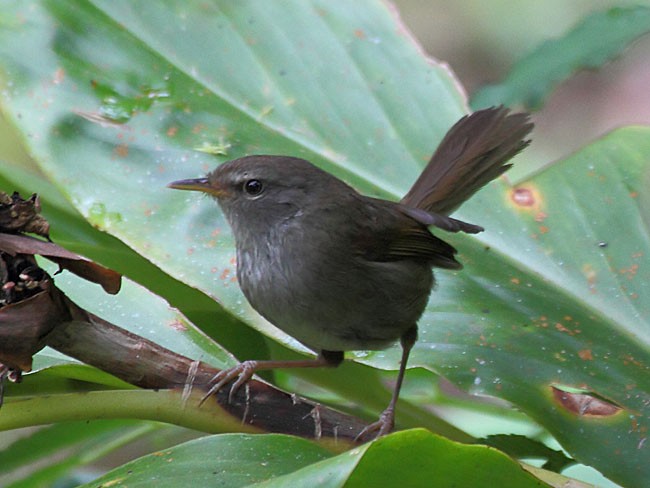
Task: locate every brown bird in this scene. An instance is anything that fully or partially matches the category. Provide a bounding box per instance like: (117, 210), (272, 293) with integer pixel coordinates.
(169, 106), (533, 439)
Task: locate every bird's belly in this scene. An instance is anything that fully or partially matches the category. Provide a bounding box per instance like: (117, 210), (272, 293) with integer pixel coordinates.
(237, 247), (433, 352)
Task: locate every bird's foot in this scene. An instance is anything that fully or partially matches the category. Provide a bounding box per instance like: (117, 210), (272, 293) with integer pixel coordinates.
(355, 406), (395, 442)
(199, 360), (259, 406)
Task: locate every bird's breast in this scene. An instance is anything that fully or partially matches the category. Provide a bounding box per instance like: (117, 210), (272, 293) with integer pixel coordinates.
(233, 221), (433, 352)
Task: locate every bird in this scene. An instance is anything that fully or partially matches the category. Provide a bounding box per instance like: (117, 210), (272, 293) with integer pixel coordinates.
(168, 106), (533, 439)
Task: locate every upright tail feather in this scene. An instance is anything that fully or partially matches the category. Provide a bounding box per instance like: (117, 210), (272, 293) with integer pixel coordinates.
(401, 106), (533, 216)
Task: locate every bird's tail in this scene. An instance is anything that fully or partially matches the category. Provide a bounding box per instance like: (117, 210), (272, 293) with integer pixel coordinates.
(400, 106), (533, 230)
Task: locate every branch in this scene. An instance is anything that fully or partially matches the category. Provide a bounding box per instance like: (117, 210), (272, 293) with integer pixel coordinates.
(43, 293), (368, 444)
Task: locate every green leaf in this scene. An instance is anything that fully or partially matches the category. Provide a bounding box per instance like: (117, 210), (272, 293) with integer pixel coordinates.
(0, 2), (647, 487)
(471, 6), (650, 109)
(406, 127), (649, 487)
(79, 433), (333, 488)
(0, 0), (463, 343)
(81, 430), (558, 488)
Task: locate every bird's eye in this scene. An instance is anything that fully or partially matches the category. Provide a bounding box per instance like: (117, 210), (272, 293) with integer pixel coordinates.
(243, 179), (263, 196)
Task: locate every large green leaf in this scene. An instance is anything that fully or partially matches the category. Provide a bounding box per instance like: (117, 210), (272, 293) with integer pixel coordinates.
(0, 1), (647, 487)
(0, 0), (463, 343)
(406, 127), (650, 485)
(81, 430), (555, 488)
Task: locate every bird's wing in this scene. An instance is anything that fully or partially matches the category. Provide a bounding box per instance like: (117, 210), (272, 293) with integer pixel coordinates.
(355, 200), (462, 270)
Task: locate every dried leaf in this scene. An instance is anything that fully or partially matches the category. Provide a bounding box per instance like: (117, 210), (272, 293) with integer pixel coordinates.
(0, 281), (70, 371)
(0, 233), (121, 294)
(0, 192), (50, 238)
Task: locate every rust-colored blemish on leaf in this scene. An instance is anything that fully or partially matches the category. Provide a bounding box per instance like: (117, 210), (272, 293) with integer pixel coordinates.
(578, 349), (594, 360)
(622, 354), (643, 367)
(582, 263), (597, 291)
(354, 29), (366, 39)
(166, 126), (178, 137)
(551, 386), (622, 417)
(511, 187), (536, 207)
(619, 264), (639, 280)
(555, 322), (575, 335)
(531, 315), (549, 328)
(510, 277), (520, 285)
(52, 67), (65, 85)
(169, 319), (188, 332)
(113, 144), (129, 158)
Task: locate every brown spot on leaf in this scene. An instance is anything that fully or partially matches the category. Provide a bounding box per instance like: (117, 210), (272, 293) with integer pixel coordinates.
(619, 264), (639, 280)
(578, 349), (593, 360)
(169, 319), (187, 332)
(582, 263), (597, 291)
(511, 187), (536, 206)
(551, 386), (622, 417)
(113, 144), (129, 158)
(555, 322), (574, 335)
(354, 29), (366, 39)
(52, 67), (65, 85)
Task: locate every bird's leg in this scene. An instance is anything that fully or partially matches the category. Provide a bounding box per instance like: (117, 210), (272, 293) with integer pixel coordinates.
(355, 326), (417, 441)
(199, 350), (343, 405)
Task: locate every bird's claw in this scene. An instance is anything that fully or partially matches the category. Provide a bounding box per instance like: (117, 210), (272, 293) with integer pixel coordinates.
(199, 361), (257, 406)
(354, 407), (395, 442)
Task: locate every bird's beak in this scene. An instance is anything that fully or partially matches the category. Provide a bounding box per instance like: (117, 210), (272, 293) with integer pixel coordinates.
(167, 177), (227, 197)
